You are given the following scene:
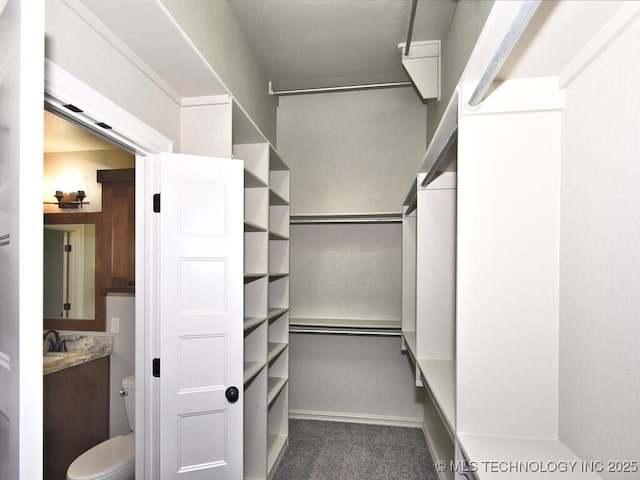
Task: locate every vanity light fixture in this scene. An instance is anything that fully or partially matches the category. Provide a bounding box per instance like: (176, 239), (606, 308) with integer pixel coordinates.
(44, 190), (89, 209)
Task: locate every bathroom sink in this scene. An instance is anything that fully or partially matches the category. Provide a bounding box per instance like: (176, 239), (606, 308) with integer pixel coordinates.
(43, 352), (74, 364)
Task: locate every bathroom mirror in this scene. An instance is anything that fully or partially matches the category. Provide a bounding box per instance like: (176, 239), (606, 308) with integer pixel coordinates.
(44, 212), (105, 331)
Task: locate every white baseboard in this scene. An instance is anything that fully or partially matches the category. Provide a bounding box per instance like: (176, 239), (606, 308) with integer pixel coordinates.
(289, 409), (423, 428)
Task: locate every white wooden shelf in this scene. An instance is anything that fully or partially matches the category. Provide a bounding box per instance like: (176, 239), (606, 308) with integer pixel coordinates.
(269, 170), (290, 204)
(245, 168), (267, 188)
(244, 361), (266, 385)
(235, 135), (289, 478)
(269, 189), (288, 206)
(402, 331), (417, 359)
(244, 316), (268, 331)
(267, 434), (288, 475)
(244, 273), (267, 283)
(457, 434), (601, 479)
(416, 358), (455, 432)
(245, 220), (267, 233)
(268, 307), (289, 320)
(267, 377), (288, 406)
(269, 231), (289, 241)
(269, 147), (289, 171)
(268, 272), (289, 280)
(234, 142), (269, 186)
(267, 342), (288, 363)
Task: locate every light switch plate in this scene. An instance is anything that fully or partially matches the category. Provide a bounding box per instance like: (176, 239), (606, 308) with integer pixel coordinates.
(111, 317), (120, 334)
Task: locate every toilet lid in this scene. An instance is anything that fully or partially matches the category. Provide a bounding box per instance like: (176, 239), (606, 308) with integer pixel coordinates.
(67, 433), (134, 480)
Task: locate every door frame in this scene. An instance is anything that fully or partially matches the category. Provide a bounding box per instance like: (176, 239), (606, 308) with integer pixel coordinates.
(44, 59), (172, 479)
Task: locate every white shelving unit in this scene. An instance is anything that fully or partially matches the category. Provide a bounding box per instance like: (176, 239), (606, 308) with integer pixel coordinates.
(233, 105), (290, 480)
(402, 169), (457, 480)
(176, 61), (290, 480)
(400, 3), (640, 479)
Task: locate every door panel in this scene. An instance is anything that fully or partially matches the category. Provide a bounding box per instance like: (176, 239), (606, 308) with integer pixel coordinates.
(155, 153), (243, 479)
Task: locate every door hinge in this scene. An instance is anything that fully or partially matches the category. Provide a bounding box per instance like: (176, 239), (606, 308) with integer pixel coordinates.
(152, 358), (160, 377)
(153, 193), (161, 213)
(64, 244), (72, 252)
(63, 303), (71, 311)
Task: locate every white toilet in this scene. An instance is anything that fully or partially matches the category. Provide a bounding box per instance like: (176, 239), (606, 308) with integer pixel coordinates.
(67, 375), (135, 480)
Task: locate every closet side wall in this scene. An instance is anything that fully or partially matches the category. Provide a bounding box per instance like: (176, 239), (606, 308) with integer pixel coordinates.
(559, 11), (640, 474)
(160, 0), (278, 145)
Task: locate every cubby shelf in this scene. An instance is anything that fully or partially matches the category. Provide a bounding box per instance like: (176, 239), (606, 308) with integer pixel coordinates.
(268, 307), (289, 320)
(245, 221), (267, 233)
(244, 316), (268, 331)
(267, 377), (288, 406)
(244, 273), (268, 283)
(268, 272), (289, 280)
(269, 231), (289, 241)
(234, 132), (289, 480)
(245, 169), (268, 189)
(244, 361), (266, 385)
(267, 434), (288, 474)
(267, 342), (288, 363)
(269, 189), (288, 206)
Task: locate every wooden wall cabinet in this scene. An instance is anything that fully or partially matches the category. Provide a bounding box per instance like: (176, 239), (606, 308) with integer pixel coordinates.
(44, 357), (110, 480)
(97, 168), (135, 293)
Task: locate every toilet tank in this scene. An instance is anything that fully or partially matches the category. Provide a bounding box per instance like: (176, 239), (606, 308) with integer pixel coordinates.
(122, 375), (135, 432)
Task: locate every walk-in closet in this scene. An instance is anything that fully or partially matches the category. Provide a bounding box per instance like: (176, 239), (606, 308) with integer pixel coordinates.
(5, 1), (638, 479)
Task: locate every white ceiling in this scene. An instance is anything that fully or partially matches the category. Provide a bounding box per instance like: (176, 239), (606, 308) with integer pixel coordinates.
(226, 0), (458, 91)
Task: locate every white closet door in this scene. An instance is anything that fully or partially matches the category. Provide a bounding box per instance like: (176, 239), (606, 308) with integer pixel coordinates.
(154, 153), (244, 479)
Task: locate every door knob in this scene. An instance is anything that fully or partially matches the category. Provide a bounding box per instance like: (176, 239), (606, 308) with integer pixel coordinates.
(225, 386), (239, 404)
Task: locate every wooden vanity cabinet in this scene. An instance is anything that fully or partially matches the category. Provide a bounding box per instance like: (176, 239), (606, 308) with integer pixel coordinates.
(44, 356), (110, 480)
(97, 168), (135, 293)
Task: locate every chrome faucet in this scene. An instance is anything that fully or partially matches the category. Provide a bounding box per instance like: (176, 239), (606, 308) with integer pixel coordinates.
(43, 330), (66, 352)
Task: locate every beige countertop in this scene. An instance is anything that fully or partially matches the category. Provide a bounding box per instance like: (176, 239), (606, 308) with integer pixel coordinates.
(43, 334), (113, 375)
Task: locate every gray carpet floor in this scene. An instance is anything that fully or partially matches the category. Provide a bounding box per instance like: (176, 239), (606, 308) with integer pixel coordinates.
(272, 420), (439, 480)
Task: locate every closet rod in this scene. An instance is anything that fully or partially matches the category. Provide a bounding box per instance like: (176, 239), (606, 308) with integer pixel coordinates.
(290, 214), (402, 224)
(269, 81), (412, 96)
(467, 0), (542, 108)
(404, 0), (419, 56)
(290, 327), (401, 337)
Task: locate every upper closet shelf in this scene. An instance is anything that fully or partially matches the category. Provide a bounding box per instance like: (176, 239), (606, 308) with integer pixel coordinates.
(290, 213), (402, 225)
